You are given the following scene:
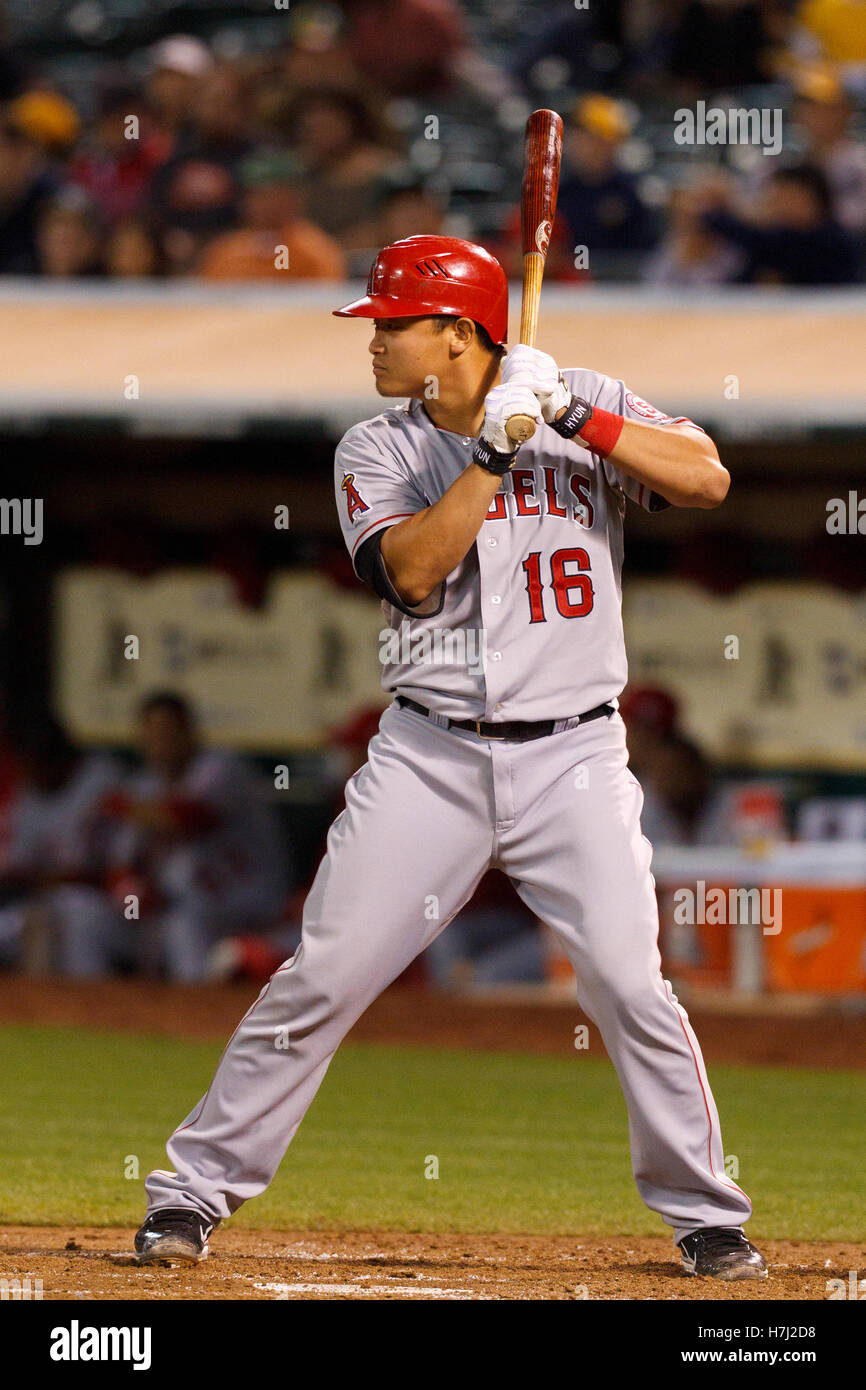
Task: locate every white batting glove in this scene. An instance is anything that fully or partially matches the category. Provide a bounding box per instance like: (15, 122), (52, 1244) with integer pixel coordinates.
(479, 381), (541, 456)
(501, 344), (571, 424)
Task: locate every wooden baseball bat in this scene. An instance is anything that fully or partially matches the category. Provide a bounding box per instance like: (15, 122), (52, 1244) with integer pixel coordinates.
(505, 108), (564, 444)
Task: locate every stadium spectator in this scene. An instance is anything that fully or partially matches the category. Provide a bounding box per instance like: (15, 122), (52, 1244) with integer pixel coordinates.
(792, 0), (866, 91)
(338, 172), (450, 269)
(187, 64), (252, 161)
(338, 0), (468, 96)
(279, 4), (359, 94)
(0, 718), (124, 977)
(152, 162), (240, 273)
(557, 95), (657, 260)
(0, 116), (58, 273)
(68, 82), (170, 226)
(34, 188), (104, 277)
(3, 89), (80, 158)
(375, 177), (447, 247)
(0, 91), (79, 274)
(289, 87), (397, 247)
(147, 63), (254, 273)
(148, 153), (240, 275)
(198, 149), (346, 281)
(643, 182), (747, 286)
(104, 215), (167, 278)
(789, 64), (866, 232)
(144, 34), (213, 140)
(699, 161), (859, 284)
(741, 64), (866, 235)
(150, 62), (253, 192)
(4, 3), (866, 289)
(106, 693), (290, 982)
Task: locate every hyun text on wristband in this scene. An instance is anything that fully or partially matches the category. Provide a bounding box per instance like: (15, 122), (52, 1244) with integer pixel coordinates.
(548, 394), (593, 439)
(472, 437), (518, 476)
(549, 395), (624, 458)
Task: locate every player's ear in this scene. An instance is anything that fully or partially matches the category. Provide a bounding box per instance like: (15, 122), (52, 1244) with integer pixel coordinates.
(448, 317), (476, 357)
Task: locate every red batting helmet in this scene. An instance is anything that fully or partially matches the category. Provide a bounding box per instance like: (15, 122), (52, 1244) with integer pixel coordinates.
(333, 235), (508, 346)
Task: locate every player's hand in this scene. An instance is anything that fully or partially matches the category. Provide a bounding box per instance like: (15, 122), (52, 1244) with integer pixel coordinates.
(480, 381), (541, 456)
(502, 344), (571, 424)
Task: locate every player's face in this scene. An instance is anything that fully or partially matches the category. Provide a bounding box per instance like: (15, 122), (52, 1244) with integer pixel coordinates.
(140, 708), (195, 777)
(369, 317), (447, 397)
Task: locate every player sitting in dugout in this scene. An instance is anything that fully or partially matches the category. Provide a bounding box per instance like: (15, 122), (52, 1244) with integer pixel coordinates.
(104, 692), (290, 983)
(0, 716), (123, 977)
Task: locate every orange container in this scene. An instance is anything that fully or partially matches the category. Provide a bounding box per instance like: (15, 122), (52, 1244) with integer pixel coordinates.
(763, 888), (866, 993)
(657, 884), (734, 988)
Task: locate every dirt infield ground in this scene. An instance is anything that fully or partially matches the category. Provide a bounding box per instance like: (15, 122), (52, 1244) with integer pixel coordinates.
(1, 977), (863, 1300)
(1, 1226), (861, 1301)
(1, 975), (865, 1067)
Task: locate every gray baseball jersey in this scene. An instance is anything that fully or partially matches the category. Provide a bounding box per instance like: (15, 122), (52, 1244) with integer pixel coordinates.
(335, 368), (700, 720)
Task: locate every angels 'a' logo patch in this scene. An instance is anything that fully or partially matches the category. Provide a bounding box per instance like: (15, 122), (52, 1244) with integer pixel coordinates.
(341, 472), (370, 523)
(625, 391), (671, 422)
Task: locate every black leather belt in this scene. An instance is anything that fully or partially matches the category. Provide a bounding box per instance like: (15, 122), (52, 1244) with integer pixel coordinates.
(395, 695), (614, 742)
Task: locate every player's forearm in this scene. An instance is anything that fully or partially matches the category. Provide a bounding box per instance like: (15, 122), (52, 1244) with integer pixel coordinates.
(380, 461), (503, 606)
(606, 419), (730, 509)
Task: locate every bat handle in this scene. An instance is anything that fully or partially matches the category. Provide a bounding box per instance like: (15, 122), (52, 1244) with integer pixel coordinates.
(505, 414), (537, 444)
(504, 251), (545, 445)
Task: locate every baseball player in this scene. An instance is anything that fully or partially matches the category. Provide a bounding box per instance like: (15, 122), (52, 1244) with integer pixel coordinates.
(0, 717), (123, 976)
(107, 692), (289, 982)
(135, 236), (766, 1281)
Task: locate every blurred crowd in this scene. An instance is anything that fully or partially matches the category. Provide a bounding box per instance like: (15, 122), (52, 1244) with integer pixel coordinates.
(0, 0), (864, 285)
(0, 681), (860, 988)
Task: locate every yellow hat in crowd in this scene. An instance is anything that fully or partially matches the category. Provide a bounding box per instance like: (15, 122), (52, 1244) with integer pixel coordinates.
(7, 89), (81, 150)
(571, 94), (631, 144)
(792, 61), (847, 106)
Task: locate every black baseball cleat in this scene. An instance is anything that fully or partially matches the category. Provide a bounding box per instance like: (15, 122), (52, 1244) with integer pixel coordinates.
(679, 1226), (768, 1281)
(134, 1208), (215, 1265)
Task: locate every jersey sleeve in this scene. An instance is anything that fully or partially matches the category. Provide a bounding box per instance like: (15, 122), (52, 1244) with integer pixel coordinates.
(334, 422), (444, 619)
(582, 371), (705, 513)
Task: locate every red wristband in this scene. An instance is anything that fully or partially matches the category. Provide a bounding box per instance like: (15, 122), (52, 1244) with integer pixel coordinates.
(577, 407), (624, 458)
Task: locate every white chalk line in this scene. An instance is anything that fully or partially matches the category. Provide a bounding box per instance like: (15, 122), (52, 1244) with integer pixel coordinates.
(253, 1280), (484, 1299)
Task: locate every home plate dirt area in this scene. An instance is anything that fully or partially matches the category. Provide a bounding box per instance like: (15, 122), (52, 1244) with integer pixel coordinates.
(0, 1227), (861, 1300)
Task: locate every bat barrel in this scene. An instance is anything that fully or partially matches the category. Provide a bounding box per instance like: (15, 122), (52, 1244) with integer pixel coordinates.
(505, 109), (564, 445)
